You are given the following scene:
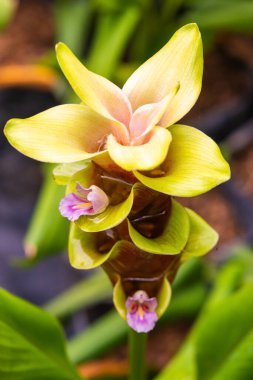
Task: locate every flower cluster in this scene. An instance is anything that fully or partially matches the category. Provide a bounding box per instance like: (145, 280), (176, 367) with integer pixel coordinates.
(4, 24), (230, 333)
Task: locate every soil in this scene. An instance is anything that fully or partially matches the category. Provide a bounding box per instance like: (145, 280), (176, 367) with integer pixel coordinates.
(179, 189), (241, 246)
(233, 143), (253, 202)
(219, 33), (253, 69)
(0, 0), (54, 65)
(184, 47), (250, 122)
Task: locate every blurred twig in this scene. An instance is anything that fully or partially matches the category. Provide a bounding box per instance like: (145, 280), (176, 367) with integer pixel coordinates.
(0, 65), (58, 90)
(78, 359), (128, 379)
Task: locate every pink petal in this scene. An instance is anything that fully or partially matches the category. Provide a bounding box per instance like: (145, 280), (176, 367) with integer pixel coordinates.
(56, 43), (132, 126)
(87, 185), (109, 213)
(59, 184), (109, 221)
(59, 193), (92, 222)
(76, 182), (90, 196)
(129, 91), (178, 144)
(122, 24), (202, 126)
(127, 310), (158, 333)
(126, 291), (158, 333)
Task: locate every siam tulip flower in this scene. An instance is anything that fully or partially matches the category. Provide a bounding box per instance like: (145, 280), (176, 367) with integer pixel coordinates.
(59, 183), (109, 222)
(3, 23), (230, 333)
(126, 291), (158, 333)
(4, 23), (230, 197)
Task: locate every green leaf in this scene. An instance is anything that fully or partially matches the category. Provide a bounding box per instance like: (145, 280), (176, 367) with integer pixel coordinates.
(195, 284), (253, 380)
(154, 254), (253, 380)
(44, 269), (111, 319)
(23, 165), (68, 262)
(54, 0), (92, 56)
(128, 198), (190, 254)
(0, 288), (81, 380)
(86, 5), (141, 78)
(67, 310), (126, 364)
(181, 208), (218, 261)
(0, 0), (16, 31)
(213, 329), (253, 380)
(182, 3), (253, 32)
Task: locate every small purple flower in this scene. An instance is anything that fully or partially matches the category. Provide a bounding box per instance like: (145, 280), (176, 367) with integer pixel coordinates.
(59, 183), (109, 222)
(126, 290), (158, 333)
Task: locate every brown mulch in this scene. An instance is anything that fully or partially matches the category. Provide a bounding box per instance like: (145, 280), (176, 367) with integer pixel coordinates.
(219, 33), (253, 68)
(232, 144), (253, 202)
(179, 189), (241, 246)
(0, 0), (54, 65)
(184, 45), (250, 122)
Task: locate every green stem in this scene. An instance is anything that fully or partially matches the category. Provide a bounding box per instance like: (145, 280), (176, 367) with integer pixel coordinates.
(128, 329), (148, 380)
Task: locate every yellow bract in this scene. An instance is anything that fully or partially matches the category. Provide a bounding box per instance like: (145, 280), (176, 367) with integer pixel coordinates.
(123, 23), (203, 126)
(4, 104), (112, 163)
(4, 23), (230, 196)
(107, 126), (172, 171)
(56, 42), (132, 125)
(134, 125), (231, 196)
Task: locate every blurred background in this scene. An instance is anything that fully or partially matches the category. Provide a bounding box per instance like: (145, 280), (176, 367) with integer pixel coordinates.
(1, 0), (253, 377)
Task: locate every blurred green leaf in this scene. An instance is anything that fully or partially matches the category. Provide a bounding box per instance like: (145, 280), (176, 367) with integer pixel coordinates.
(196, 284), (253, 379)
(87, 5), (141, 78)
(0, 289), (82, 380)
(23, 165), (68, 263)
(172, 257), (210, 290)
(91, 0), (147, 12)
(162, 283), (207, 323)
(45, 269), (111, 318)
(155, 249), (253, 380)
(0, 0), (16, 31)
(213, 329), (253, 380)
(54, 0), (92, 55)
(181, 2), (253, 32)
(67, 310), (126, 364)
(161, 0), (185, 20)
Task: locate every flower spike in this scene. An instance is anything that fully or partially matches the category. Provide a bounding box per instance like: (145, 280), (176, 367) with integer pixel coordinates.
(59, 183), (109, 222)
(4, 23), (231, 333)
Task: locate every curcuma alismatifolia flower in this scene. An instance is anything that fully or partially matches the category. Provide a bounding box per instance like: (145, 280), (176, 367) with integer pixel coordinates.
(4, 24), (230, 333)
(59, 183), (109, 221)
(126, 291), (157, 333)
